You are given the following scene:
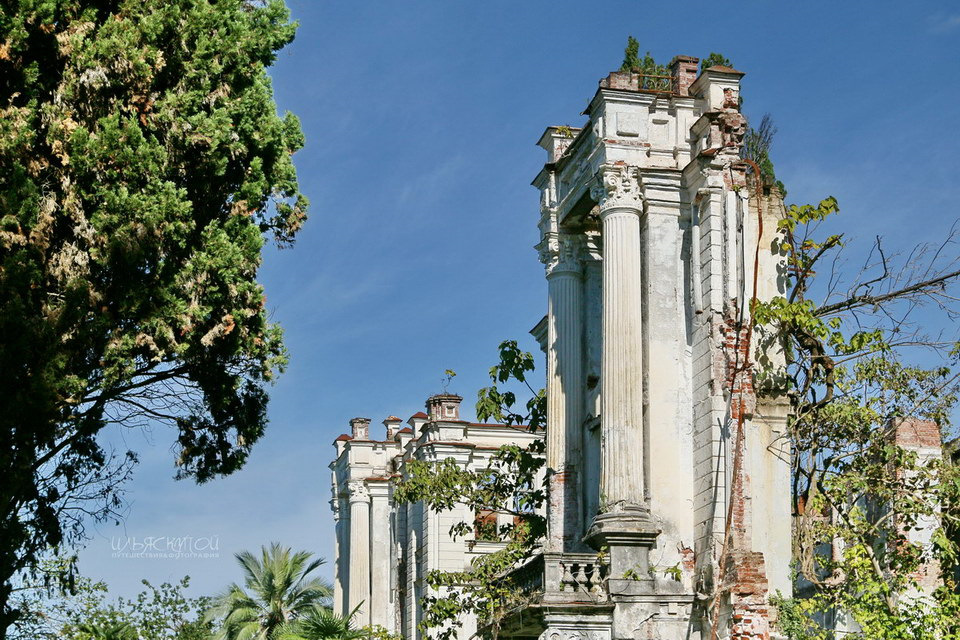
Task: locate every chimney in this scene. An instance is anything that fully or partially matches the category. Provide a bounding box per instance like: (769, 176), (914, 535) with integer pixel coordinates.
(408, 412), (429, 436)
(890, 417), (942, 451)
(350, 417), (371, 440)
(599, 70), (639, 91)
(669, 55), (699, 97)
(383, 416), (403, 440)
(888, 417), (943, 593)
(426, 394), (462, 422)
(688, 64), (745, 111)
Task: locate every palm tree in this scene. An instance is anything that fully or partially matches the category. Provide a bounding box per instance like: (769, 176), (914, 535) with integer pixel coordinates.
(207, 543), (333, 640)
(275, 605), (365, 640)
(73, 621), (137, 640)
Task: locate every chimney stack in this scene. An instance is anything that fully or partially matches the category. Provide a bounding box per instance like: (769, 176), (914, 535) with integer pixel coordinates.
(350, 417), (371, 440)
(890, 417), (941, 451)
(426, 394), (462, 422)
(669, 55), (699, 97)
(383, 416), (403, 440)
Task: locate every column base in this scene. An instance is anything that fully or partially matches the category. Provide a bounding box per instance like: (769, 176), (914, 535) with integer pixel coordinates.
(584, 508), (660, 596)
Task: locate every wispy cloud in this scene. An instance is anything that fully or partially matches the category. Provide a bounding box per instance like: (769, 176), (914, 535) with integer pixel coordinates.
(929, 14), (960, 34)
(396, 154), (468, 212)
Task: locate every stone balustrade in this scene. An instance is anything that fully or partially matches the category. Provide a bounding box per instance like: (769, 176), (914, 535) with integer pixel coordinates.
(557, 557), (607, 596)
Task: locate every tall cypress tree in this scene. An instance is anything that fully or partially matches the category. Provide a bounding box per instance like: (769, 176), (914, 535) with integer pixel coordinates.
(0, 2), (307, 635)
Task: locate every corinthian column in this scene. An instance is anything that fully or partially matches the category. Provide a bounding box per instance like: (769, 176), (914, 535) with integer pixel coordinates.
(593, 164), (645, 511)
(540, 233), (584, 551)
(347, 481), (370, 626)
(585, 164), (658, 593)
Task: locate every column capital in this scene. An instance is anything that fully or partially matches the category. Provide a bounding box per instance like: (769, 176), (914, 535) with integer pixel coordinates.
(591, 163), (643, 214)
(538, 233), (583, 277)
(347, 480), (369, 503)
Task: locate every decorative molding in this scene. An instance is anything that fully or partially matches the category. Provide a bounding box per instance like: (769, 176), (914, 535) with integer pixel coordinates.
(347, 480), (369, 503)
(538, 233), (583, 277)
(540, 628), (611, 640)
(590, 164), (643, 212)
(540, 187), (552, 212)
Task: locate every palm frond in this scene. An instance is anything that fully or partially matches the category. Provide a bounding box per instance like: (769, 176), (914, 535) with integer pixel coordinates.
(208, 544), (333, 640)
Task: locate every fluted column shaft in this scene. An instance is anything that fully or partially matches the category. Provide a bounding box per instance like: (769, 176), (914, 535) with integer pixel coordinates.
(600, 206), (645, 509)
(333, 499), (346, 615)
(347, 482), (370, 626)
(544, 241), (584, 550)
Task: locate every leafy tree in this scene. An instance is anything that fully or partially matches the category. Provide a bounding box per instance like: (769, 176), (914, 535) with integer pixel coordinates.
(618, 36), (669, 91)
(9, 555), (106, 640)
(361, 623), (403, 640)
(394, 340), (546, 640)
(112, 577), (211, 640)
(701, 52), (732, 71)
(619, 36), (642, 72)
(206, 543), (332, 640)
(0, 0), (307, 633)
(71, 621), (136, 640)
(12, 568), (209, 640)
(753, 195), (960, 638)
(742, 114), (785, 196)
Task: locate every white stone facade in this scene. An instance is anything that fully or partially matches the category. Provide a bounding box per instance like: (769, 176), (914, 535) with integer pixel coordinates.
(330, 394), (542, 637)
(512, 57), (793, 640)
(331, 55), (795, 640)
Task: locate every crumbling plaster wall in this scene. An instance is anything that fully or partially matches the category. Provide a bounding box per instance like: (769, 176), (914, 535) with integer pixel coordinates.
(532, 60), (794, 640)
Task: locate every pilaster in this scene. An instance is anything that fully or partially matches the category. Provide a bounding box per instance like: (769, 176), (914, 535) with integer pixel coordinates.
(639, 170), (694, 584)
(368, 481), (394, 632)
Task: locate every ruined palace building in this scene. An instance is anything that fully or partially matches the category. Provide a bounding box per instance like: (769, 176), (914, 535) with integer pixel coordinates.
(328, 55), (944, 640)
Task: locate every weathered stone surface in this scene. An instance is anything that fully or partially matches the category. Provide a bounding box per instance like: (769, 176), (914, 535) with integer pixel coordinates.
(527, 55), (792, 640)
(330, 396), (542, 637)
(331, 54), (800, 640)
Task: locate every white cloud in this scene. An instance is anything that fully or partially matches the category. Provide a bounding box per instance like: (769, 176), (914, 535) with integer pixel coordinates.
(930, 14), (960, 33)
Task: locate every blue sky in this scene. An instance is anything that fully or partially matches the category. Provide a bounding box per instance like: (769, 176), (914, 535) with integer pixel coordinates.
(78, 0), (960, 600)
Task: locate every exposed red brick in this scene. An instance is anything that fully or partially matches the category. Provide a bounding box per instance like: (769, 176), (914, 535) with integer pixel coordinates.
(890, 417), (941, 449)
(669, 55), (699, 97)
(714, 310), (771, 640)
(679, 544), (696, 573)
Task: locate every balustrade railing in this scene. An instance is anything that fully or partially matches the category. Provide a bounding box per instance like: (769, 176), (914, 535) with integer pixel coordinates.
(503, 551), (609, 603)
(637, 73), (673, 94)
(509, 553), (544, 595)
(555, 555), (608, 596)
